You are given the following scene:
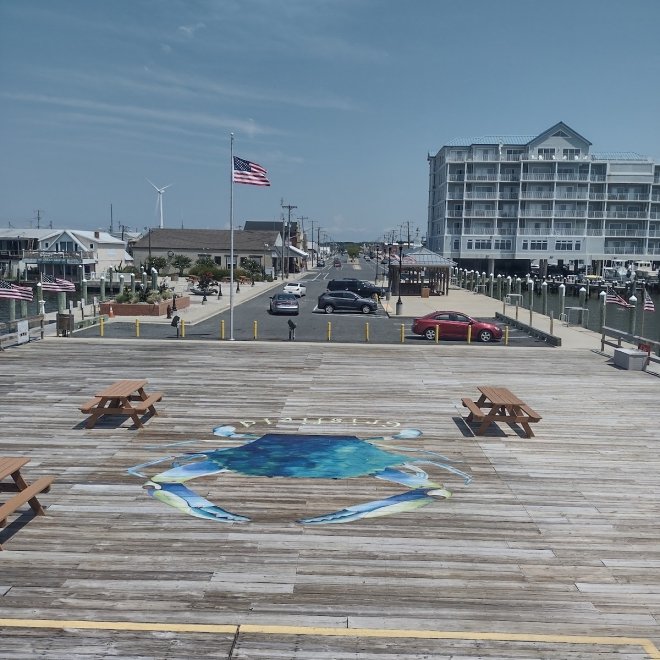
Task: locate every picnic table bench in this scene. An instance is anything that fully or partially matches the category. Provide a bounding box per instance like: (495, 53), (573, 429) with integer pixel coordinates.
(80, 379), (163, 429)
(0, 457), (54, 549)
(462, 386), (542, 438)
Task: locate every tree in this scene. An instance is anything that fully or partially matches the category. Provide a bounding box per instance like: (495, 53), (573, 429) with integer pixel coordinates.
(144, 256), (168, 272)
(171, 254), (192, 276)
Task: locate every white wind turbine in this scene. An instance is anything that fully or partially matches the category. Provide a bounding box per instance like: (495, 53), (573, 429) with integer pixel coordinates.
(146, 178), (173, 229)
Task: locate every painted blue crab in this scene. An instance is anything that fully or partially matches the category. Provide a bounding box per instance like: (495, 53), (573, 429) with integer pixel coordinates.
(128, 426), (472, 525)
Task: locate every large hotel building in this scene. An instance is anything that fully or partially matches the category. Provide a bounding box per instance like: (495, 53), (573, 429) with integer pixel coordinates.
(426, 122), (660, 275)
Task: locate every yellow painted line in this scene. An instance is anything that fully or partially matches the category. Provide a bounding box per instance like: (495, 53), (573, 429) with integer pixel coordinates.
(0, 619), (658, 657)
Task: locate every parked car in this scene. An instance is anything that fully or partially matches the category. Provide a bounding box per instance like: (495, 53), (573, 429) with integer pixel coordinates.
(269, 293), (299, 315)
(283, 282), (307, 297)
(317, 290), (378, 314)
(327, 278), (386, 298)
(317, 259), (326, 267)
(411, 311), (502, 342)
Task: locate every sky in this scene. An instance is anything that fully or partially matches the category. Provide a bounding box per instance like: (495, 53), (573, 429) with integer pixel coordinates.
(1, 0), (660, 243)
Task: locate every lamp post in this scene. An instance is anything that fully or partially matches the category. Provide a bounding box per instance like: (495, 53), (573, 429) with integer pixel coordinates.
(263, 243), (269, 279)
(375, 245), (380, 283)
(386, 244), (392, 300)
(396, 241), (403, 315)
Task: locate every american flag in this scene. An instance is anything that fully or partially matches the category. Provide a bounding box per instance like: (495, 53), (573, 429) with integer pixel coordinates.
(232, 156), (271, 186)
(643, 289), (656, 313)
(606, 287), (633, 308)
(41, 275), (76, 292)
(0, 279), (33, 301)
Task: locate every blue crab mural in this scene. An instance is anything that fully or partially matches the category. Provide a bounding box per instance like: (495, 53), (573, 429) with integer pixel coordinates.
(128, 426), (472, 525)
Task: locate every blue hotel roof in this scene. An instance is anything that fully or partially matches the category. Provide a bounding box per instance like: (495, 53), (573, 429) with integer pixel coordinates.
(445, 135), (535, 146)
(591, 152), (647, 160)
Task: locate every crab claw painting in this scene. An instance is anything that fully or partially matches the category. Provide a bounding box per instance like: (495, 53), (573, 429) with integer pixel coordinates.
(128, 426), (472, 525)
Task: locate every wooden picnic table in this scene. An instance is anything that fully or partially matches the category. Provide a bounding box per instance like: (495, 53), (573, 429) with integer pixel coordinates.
(80, 379), (163, 429)
(0, 456), (54, 549)
(462, 386), (542, 438)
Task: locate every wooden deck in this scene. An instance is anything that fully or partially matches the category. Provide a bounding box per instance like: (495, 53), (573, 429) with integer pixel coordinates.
(1, 339), (660, 658)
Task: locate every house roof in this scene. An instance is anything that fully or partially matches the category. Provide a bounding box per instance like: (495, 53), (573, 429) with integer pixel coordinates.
(132, 228), (280, 251)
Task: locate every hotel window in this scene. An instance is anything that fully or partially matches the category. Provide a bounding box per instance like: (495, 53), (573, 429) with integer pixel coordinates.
(474, 240), (492, 250)
(538, 148), (556, 159)
(563, 148), (580, 159)
(494, 239), (512, 250)
(522, 240), (529, 250)
(467, 240), (473, 249)
(453, 239), (459, 250)
(555, 241), (573, 251)
(530, 240), (548, 250)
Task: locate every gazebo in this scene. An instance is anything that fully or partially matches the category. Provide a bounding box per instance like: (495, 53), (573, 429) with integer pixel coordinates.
(386, 246), (455, 296)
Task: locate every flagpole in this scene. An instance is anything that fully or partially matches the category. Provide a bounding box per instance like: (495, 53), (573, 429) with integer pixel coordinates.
(229, 133), (235, 341)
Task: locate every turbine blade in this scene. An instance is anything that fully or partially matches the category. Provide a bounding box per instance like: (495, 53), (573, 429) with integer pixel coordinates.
(146, 178), (160, 191)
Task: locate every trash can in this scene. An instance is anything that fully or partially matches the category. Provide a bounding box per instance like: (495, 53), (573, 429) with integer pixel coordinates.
(56, 313), (74, 337)
(421, 287), (430, 298)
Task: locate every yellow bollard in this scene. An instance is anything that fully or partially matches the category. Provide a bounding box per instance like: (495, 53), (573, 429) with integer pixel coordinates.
(435, 324), (440, 344)
(365, 322), (370, 342)
(504, 325), (509, 346)
(220, 319), (225, 340)
(253, 320), (258, 340)
(400, 323), (405, 343)
(180, 319), (186, 338)
(327, 321), (332, 341)
(135, 319), (140, 338)
(100, 316), (104, 337)
(467, 324), (472, 344)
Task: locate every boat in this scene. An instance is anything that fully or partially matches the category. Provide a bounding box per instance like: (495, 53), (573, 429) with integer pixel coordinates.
(633, 261), (659, 282)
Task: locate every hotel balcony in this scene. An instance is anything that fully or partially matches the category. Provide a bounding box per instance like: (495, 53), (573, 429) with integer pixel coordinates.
(607, 193), (648, 201)
(519, 191), (554, 199)
(606, 211), (646, 219)
(521, 173), (555, 181)
(604, 246), (645, 255)
(464, 192), (497, 199)
(604, 229), (648, 237)
(465, 174), (499, 181)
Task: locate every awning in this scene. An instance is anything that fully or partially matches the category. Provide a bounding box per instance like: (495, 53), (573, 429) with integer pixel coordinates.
(286, 244), (308, 258)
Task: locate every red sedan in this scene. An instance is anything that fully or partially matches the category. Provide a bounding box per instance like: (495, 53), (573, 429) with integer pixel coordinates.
(411, 311), (502, 342)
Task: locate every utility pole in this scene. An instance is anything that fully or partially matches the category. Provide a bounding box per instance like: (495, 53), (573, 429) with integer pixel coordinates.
(298, 215), (308, 270)
(281, 201), (297, 279)
(110, 203), (114, 234)
(35, 209), (43, 229)
(309, 219), (314, 266)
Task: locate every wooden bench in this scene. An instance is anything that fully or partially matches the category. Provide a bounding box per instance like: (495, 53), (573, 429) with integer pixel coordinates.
(461, 398), (486, 421)
(0, 457), (54, 549)
(80, 379), (163, 429)
(80, 396), (102, 414)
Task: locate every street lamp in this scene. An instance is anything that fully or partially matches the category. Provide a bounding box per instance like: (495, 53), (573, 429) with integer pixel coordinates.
(375, 245), (380, 283)
(263, 243), (269, 279)
(396, 241), (403, 315)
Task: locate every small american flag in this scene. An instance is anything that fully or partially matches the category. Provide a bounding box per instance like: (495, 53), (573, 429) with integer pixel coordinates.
(0, 279), (33, 301)
(233, 156), (271, 186)
(41, 275), (76, 292)
(643, 289), (656, 313)
(606, 287), (633, 308)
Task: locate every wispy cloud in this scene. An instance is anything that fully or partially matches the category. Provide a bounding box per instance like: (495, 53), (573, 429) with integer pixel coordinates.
(178, 22), (206, 38)
(2, 91), (277, 138)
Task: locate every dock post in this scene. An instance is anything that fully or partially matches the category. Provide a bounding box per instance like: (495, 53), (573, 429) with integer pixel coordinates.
(496, 274), (502, 300)
(628, 295), (637, 337)
(100, 276), (106, 302)
(541, 280), (548, 316)
(599, 290), (607, 337)
(559, 283), (566, 320)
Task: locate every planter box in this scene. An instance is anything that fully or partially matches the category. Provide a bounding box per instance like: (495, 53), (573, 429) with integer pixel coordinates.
(100, 296), (190, 317)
